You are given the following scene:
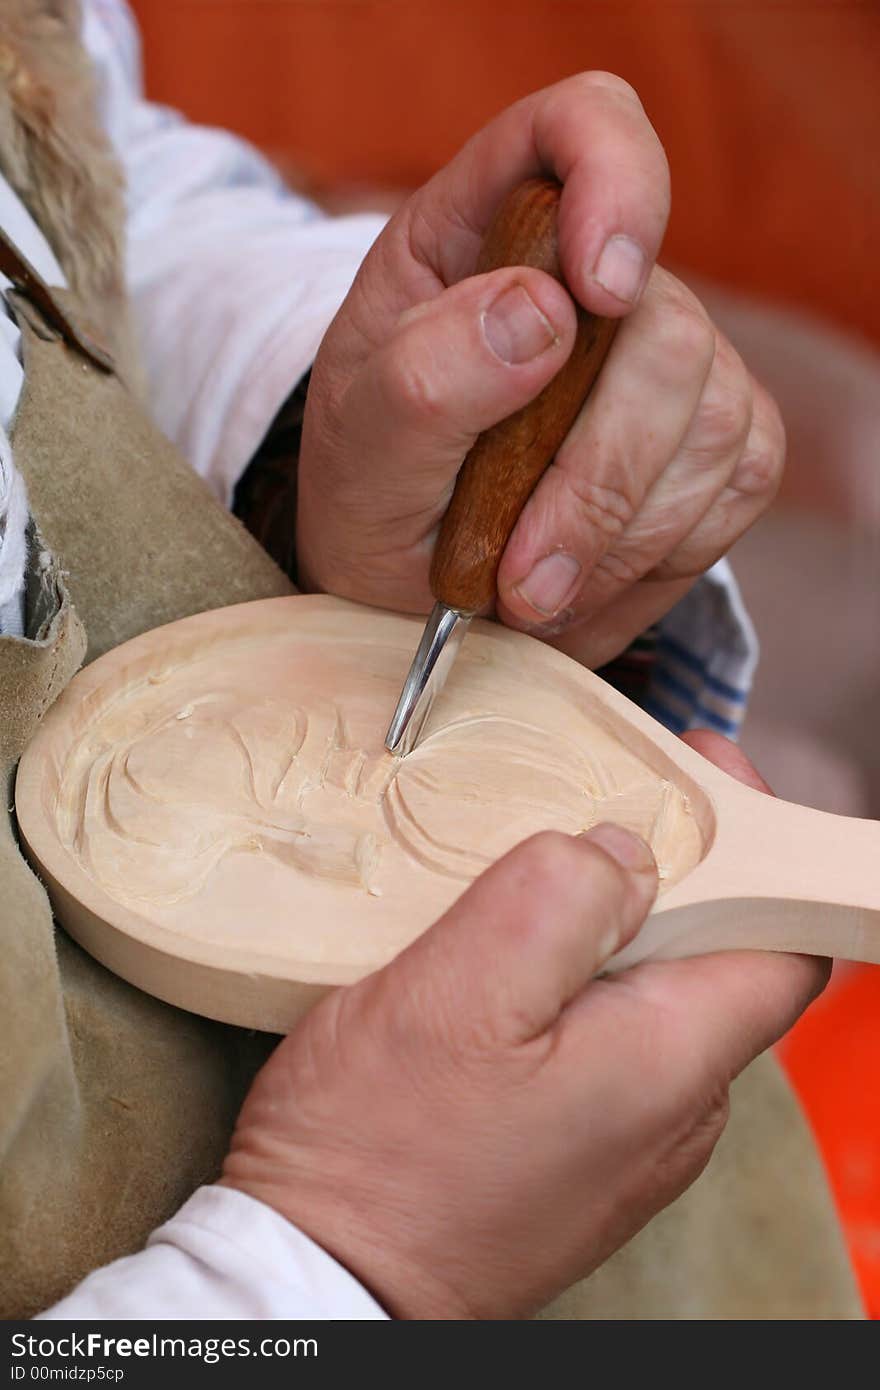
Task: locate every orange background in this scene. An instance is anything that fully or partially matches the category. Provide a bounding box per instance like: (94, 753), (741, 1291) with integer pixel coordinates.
(130, 0), (879, 346)
(128, 0), (880, 1314)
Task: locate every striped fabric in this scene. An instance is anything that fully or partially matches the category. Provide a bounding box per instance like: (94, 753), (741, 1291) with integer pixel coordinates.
(600, 558), (758, 740)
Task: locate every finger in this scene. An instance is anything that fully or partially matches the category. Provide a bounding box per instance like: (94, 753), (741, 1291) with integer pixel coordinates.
(535, 330), (752, 632)
(564, 332), (753, 624)
(581, 949), (829, 1088)
(645, 379), (785, 583)
(679, 730), (775, 795)
(397, 72), (670, 318)
(495, 269), (715, 629)
(389, 826), (658, 1049)
(546, 574), (693, 670)
(298, 265), (578, 607)
(521, 375), (780, 664)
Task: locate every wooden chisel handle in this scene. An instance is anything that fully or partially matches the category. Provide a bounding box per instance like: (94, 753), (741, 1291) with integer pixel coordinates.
(429, 177), (618, 615)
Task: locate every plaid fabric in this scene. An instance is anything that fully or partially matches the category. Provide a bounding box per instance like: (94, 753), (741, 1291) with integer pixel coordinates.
(637, 559), (757, 739)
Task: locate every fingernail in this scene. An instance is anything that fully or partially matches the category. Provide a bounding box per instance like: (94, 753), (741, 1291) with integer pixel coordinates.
(580, 822), (656, 874)
(593, 235), (647, 305)
(483, 285), (557, 365)
(515, 552), (581, 617)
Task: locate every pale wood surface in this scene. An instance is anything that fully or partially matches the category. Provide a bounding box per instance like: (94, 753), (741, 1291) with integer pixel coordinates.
(15, 595), (880, 1031)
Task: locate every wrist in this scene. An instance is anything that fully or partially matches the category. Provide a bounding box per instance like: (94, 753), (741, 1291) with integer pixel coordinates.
(217, 1161), (472, 1320)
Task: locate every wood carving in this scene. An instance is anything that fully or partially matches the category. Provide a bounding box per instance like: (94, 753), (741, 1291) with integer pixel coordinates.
(15, 595), (880, 1032)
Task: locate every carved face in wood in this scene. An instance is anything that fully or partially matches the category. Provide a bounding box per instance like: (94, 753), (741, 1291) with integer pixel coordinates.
(48, 602), (705, 941)
(56, 686), (699, 909)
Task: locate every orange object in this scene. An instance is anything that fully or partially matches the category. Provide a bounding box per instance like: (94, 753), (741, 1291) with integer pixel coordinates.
(129, 1), (879, 347)
(778, 964), (880, 1318)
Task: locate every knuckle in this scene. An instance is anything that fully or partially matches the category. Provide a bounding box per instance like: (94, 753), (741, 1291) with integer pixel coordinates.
(561, 467), (638, 546)
(591, 546), (644, 589)
(579, 70), (643, 106)
(653, 1088), (731, 1196)
(511, 830), (627, 913)
(689, 383), (753, 460)
(699, 338), (752, 440)
(731, 430), (785, 501)
(655, 296), (716, 376)
(681, 1088), (731, 1161)
(382, 332), (448, 424)
(458, 997), (545, 1061)
(503, 832), (596, 935)
(514, 830), (579, 890)
(730, 390), (786, 500)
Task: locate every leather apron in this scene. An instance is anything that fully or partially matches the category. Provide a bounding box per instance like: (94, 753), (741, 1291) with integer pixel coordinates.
(0, 237), (862, 1319)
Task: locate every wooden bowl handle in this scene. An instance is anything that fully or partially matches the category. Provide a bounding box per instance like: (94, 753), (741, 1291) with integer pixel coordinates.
(429, 177), (618, 614)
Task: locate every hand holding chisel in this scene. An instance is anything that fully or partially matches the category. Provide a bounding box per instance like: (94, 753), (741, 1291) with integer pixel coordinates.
(386, 177), (617, 755)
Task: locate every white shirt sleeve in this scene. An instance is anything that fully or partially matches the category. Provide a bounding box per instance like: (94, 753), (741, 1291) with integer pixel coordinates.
(37, 1185), (389, 1321)
(82, 0), (385, 507)
(0, 427), (28, 636)
(0, 178), (70, 638)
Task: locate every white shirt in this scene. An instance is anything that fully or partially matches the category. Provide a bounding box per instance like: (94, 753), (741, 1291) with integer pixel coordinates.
(39, 1187), (387, 1321)
(2, 0), (757, 1322)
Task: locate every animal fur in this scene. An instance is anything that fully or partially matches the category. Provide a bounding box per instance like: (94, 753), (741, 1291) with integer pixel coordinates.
(0, 0), (137, 377)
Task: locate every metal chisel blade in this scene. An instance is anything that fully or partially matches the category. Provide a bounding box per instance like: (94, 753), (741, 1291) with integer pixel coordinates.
(384, 602), (471, 756)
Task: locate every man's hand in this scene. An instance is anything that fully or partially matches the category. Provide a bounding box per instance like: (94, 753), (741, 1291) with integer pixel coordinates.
(221, 734), (827, 1320)
(297, 74), (784, 669)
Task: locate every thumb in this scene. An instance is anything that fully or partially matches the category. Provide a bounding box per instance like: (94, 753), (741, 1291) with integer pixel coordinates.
(391, 825), (658, 1047)
(302, 266), (578, 611)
